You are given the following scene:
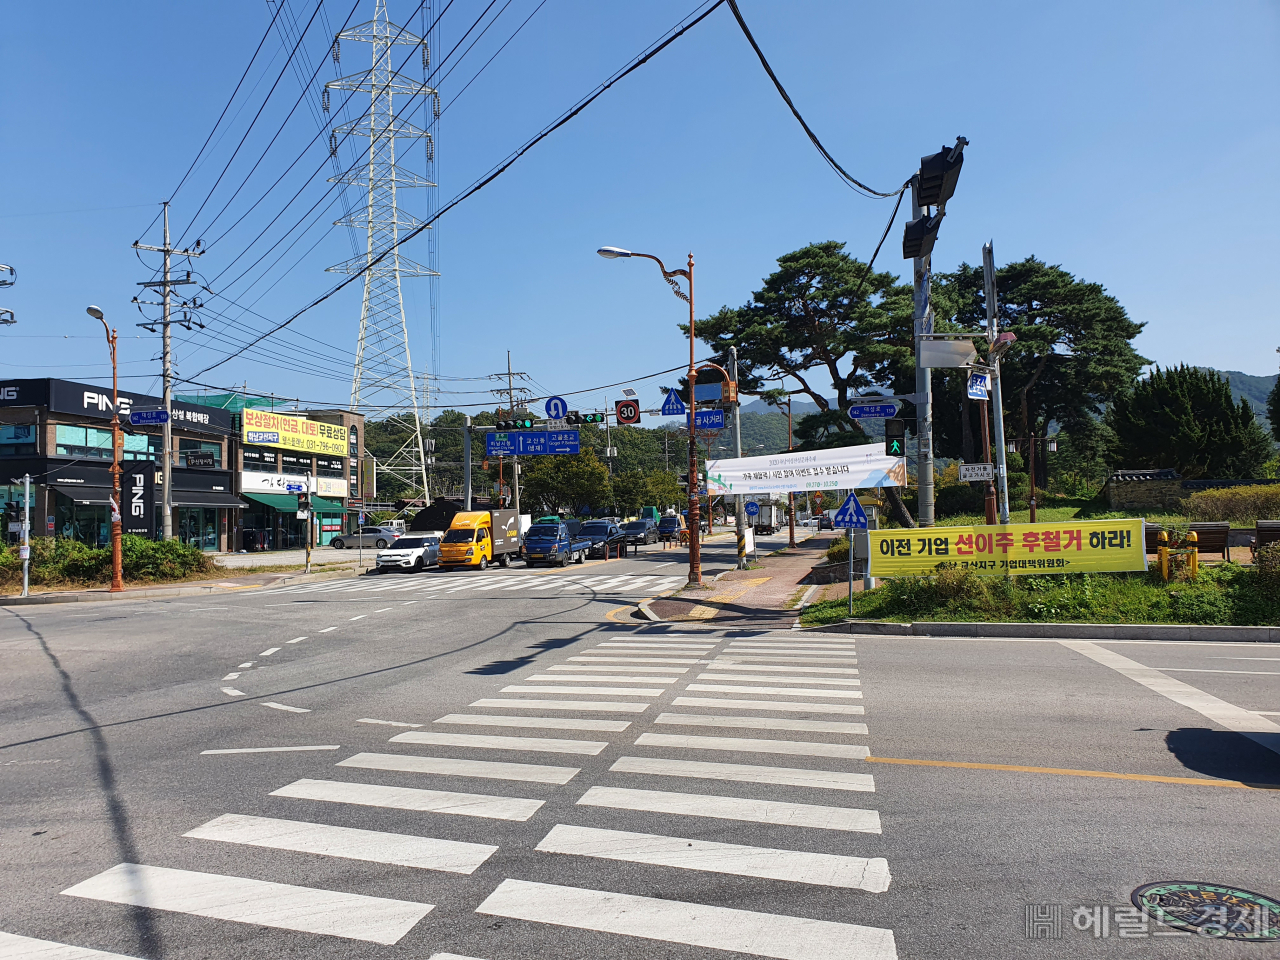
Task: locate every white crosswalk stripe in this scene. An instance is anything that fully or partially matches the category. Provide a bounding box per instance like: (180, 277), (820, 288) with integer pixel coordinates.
(62, 863), (431, 945)
(655, 713), (869, 735)
(698, 673), (862, 686)
(270, 778), (544, 821)
(547, 664), (690, 673)
(0, 931), (145, 960)
(537, 823), (890, 891)
(687, 683), (865, 699)
(709, 662), (858, 673)
(524, 674), (678, 684)
(634, 732), (870, 760)
(389, 731), (609, 755)
(673, 695), (866, 715)
(475, 879), (897, 960)
(503, 685), (666, 696)
(337, 752), (580, 784)
(184, 813), (497, 873)
(577, 785), (882, 833)
(471, 698), (650, 713)
(610, 756), (876, 792)
(435, 713), (631, 732)
(268, 573), (686, 598)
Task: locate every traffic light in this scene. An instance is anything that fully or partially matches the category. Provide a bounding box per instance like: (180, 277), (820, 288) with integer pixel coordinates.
(496, 417), (534, 430)
(902, 212), (945, 260)
(915, 142), (966, 208)
(884, 419), (906, 457)
(297, 492), (310, 515)
(565, 411), (604, 425)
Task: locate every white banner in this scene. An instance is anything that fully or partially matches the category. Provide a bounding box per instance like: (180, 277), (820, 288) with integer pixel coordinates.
(707, 446), (906, 496)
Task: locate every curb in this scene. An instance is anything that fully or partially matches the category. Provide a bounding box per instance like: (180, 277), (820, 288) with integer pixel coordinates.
(798, 620), (1280, 642)
(1, 565), (366, 608)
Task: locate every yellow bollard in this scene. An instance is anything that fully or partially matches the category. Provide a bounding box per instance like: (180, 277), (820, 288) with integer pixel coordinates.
(1158, 530), (1169, 582)
(1187, 530), (1199, 579)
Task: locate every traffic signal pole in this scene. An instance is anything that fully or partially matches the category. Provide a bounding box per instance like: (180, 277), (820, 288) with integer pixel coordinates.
(731, 347), (746, 570)
(685, 253), (701, 585)
(983, 241), (1011, 523)
(912, 175), (935, 527)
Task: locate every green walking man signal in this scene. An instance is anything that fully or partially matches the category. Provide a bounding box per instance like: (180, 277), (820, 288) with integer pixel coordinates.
(884, 418), (906, 457)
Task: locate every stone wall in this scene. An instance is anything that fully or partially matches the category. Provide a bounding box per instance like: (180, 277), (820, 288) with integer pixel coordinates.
(1106, 478), (1186, 511)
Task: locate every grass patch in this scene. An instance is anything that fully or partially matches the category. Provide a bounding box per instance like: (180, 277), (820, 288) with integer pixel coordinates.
(800, 565), (1280, 627)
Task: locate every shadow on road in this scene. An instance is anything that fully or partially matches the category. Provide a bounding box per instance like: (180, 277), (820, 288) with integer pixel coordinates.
(13, 612), (162, 956)
(1164, 726), (1280, 787)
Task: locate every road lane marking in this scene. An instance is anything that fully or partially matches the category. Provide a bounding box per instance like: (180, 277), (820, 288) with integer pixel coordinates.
(220, 688), (245, 697)
(286, 636), (307, 643)
(548, 665), (689, 673)
(536, 824), (890, 891)
(271, 778), (543, 820)
(715, 656), (861, 664)
(1062, 641), (1280, 756)
(0, 931), (144, 959)
(863, 755), (1278, 789)
(687, 684), (864, 699)
(597, 642), (714, 649)
(474, 879), (896, 960)
(264, 702), (310, 713)
(709, 663), (859, 674)
(471, 699), (649, 713)
(320, 626), (337, 632)
(349, 615), (367, 621)
(504, 685), (664, 696)
(698, 673), (861, 686)
(358, 718), (423, 728)
(238, 663), (254, 668)
(611, 756), (875, 792)
(337, 752), (579, 784)
(260, 647), (280, 656)
(61, 863), (431, 945)
(222, 673), (240, 681)
(375, 607), (393, 612)
(655, 713), (869, 735)
(389, 731), (608, 756)
(1150, 667), (1280, 676)
(526, 674), (677, 685)
(184, 813), (497, 874)
(570, 656), (700, 664)
(577, 785), (881, 832)
(201, 746), (339, 754)
(436, 714), (630, 732)
(635, 732), (869, 760)
(673, 696), (865, 715)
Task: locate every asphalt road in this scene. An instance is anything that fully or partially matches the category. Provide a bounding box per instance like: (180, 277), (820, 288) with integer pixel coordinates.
(2, 534), (1278, 960)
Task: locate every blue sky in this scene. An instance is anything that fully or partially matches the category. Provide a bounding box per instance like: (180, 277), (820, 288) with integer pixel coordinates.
(1, 0), (1277, 426)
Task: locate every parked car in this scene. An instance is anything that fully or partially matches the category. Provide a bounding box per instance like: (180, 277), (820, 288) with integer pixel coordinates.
(657, 515), (684, 542)
(331, 525), (401, 549)
(578, 520), (628, 558)
(523, 522), (591, 567)
(375, 535), (440, 573)
(818, 515), (834, 530)
(622, 519), (658, 545)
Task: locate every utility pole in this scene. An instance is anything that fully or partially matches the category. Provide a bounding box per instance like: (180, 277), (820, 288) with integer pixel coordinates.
(730, 347), (746, 569)
(133, 201), (201, 540)
(911, 175), (935, 527)
(983, 241), (1011, 523)
(12, 473), (30, 597)
(462, 416), (472, 510)
(505, 351), (521, 519)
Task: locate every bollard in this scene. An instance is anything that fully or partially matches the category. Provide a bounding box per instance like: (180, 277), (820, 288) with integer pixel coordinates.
(1187, 530), (1199, 579)
(737, 532), (746, 567)
(1158, 530), (1169, 582)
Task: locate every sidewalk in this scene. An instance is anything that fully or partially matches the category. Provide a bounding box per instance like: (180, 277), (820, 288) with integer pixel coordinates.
(646, 532), (836, 627)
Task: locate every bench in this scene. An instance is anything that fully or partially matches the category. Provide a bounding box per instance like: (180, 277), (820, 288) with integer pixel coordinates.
(1144, 524), (1165, 555)
(1254, 520), (1280, 559)
(1188, 521), (1231, 562)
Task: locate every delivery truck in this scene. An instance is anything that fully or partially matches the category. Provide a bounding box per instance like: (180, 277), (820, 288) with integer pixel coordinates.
(438, 509), (520, 570)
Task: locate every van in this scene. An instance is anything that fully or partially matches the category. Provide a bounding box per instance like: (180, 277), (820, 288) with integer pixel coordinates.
(438, 509), (519, 570)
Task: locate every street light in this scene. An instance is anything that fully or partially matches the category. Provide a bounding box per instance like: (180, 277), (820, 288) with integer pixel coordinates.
(598, 245), (702, 585)
(87, 305), (124, 593)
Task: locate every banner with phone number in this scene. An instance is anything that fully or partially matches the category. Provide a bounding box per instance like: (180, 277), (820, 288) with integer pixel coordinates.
(868, 518), (1147, 577)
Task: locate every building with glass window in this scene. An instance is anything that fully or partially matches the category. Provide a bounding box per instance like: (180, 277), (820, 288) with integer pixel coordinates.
(0, 378), (241, 549)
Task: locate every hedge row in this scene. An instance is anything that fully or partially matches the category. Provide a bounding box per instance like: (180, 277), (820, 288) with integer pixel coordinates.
(0, 536), (215, 589)
(1183, 485), (1280, 524)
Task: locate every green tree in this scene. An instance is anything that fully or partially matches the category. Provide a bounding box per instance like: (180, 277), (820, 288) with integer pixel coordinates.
(1268, 376), (1280, 443)
(610, 471), (649, 516)
(1106, 365), (1274, 479)
(645, 471), (684, 513)
(519, 450), (612, 515)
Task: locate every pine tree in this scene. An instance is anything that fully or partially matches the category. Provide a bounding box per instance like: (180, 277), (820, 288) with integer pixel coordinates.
(1106, 365), (1273, 478)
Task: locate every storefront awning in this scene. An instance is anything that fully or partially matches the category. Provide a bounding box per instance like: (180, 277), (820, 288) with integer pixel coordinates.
(172, 491), (245, 509)
(240, 492), (300, 512)
(49, 484), (114, 504)
(311, 495), (350, 514)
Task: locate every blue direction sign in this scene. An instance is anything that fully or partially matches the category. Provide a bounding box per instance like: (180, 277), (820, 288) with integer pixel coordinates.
(847, 403), (898, 420)
(661, 389), (686, 417)
(129, 409), (170, 426)
(966, 372), (989, 400)
(486, 430), (580, 457)
(745, 501), (760, 517)
(694, 409), (725, 430)
(544, 396), (568, 420)
(831, 491), (868, 529)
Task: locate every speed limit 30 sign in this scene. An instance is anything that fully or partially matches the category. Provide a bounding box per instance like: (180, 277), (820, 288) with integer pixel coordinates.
(615, 399), (641, 424)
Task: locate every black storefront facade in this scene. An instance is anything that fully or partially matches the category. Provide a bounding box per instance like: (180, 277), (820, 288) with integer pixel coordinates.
(0, 378), (241, 550)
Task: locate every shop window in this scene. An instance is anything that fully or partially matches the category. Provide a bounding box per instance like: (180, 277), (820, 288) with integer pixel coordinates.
(281, 453), (312, 476)
(243, 447), (277, 472)
(179, 438), (222, 468)
(122, 432), (162, 461)
(316, 456), (345, 478)
(0, 423), (37, 456)
(56, 424), (113, 459)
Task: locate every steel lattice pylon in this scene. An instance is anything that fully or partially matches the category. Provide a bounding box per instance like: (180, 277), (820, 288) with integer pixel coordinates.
(325, 0), (437, 502)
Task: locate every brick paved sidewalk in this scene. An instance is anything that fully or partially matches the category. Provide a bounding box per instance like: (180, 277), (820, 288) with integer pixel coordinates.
(648, 533), (837, 627)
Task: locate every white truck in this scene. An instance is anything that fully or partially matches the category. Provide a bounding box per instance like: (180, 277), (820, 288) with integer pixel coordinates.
(752, 501), (786, 536)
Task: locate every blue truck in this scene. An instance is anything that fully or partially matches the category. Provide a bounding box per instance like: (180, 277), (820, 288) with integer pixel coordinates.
(522, 521), (591, 567)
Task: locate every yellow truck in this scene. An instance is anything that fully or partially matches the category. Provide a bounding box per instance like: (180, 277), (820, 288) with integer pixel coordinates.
(438, 509), (520, 570)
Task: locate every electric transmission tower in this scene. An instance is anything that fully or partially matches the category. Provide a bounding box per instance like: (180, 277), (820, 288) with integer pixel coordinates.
(325, 0), (438, 502)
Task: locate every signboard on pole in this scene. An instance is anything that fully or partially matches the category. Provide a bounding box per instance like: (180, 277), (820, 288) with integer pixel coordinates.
(694, 409), (724, 430)
(744, 501), (759, 517)
(706, 447), (907, 496)
(966, 372), (990, 400)
(869, 518), (1147, 577)
(615, 400), (641, 424)
(661, 390), (686, 417)
(485, 430), (581, 456)
(129, 410), (170, 426)
(959, 463), (995, 482)
(847, 403), (899, 420)
(122, 466), (155, 538)
(831, 491), (868, 529)
(544, 396), (568, 419)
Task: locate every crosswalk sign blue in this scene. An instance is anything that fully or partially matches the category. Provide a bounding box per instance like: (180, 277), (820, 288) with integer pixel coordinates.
(661, 389), (686, 417)
(832, 491), (868, 529)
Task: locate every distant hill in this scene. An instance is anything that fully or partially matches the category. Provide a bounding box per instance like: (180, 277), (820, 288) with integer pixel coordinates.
(1200, 368), (1276, 437)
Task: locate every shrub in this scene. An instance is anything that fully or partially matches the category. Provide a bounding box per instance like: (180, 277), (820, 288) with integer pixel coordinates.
(0, 535), (214, 590)
(825, 536), (850, 565)
(1183, 484), (1280, 524)
(1258, 542), (1280, 592)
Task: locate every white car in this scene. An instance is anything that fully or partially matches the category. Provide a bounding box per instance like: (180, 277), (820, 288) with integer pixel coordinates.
(375, 535), (440, 573)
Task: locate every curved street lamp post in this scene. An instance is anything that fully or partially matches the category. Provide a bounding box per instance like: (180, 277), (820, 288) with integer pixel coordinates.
(86, 306), (125, 593)
(598, 246), (701, 585)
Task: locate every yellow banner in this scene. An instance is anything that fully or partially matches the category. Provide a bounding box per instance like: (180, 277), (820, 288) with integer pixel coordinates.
(868, 518), (1147, 577)
(242, 408), (348, 456)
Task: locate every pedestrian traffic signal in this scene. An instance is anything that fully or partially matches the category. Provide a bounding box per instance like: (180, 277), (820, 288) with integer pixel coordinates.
(884, 418), (906, 457)
(902, 212), (944, 259)
(915, 141), (966, 208)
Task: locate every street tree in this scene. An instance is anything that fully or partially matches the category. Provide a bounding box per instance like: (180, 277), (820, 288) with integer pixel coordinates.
(1268, 376), (1280, 443)
(1106, 365), (1274, 479)
(519, 450), (612, 516)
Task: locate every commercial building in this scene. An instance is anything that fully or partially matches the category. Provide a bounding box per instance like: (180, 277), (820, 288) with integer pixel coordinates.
(1, 379), (366, 552)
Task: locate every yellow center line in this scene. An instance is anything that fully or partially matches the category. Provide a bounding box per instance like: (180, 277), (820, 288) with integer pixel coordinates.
(863, 755), (1280, 790)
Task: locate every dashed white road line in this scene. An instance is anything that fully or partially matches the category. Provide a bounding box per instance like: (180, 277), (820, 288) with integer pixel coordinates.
(220, 688), (245, 697)
(349, 615), (367, 621)
(375, 607), (393, 613)
(358, 718), (423, 728)
(287, 636), (307, 644)
(264, 702), (310, 713)
(201, 746), (339, 755)
(238, 662), (254, 668)
(222, 673), (240, 681)
(321, 626), (338, 633)
(260, 648), (281, 657)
